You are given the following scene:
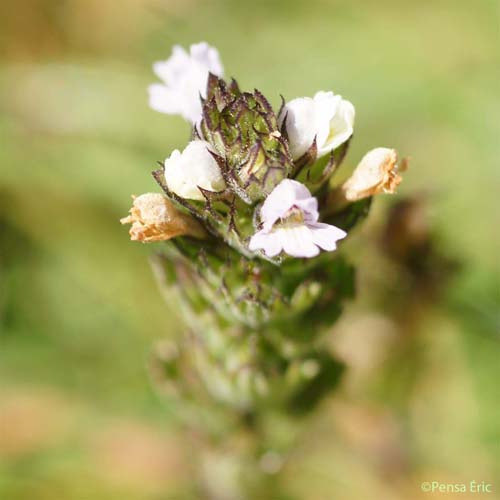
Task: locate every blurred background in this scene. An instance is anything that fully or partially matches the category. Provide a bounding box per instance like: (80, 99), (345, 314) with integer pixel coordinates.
(1, 0), (499, 498)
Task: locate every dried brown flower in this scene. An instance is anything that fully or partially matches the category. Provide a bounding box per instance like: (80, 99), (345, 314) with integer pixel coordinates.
(120, 193), (206, 242)
(342, 148), (403, 202)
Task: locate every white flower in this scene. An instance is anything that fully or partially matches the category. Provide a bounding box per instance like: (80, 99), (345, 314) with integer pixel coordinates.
(279, 91), (355, 161)
(148, 42), (224, 124)
(342, 147), (402, 202)
(163, 141), (226, 201)
(249, 179), (347, 258)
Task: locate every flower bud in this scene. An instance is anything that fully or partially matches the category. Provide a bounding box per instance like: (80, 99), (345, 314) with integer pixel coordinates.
(199, 77), (293, 203)
(163, 141), (226, 201)
(342, 147), (402, 202)
(120, 193), (206, 242)
(279, 91), (355, 161)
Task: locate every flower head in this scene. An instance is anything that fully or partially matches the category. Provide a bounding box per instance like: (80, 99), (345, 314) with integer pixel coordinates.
(120, 193), (206, 242)
(249, 179), (347, 258)
(148, 42), (224, 124)
(163, 140), (226, 201)
(342, 147), (402, 202)
(279, 91), (355, 161)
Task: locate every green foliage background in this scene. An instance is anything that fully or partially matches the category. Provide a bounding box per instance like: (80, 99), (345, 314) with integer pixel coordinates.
(0, 0), (499, 498)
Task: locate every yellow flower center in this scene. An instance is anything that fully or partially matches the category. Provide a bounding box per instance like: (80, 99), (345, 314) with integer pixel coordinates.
(276, 207), (305, 228)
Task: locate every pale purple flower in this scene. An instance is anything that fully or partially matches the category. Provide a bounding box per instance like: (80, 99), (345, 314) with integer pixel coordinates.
(148, 42), (224, 124)
(249, 179), (347, 258)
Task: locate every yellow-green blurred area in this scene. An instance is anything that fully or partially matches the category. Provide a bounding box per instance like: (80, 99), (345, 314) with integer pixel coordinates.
(1, 0), (499, 498)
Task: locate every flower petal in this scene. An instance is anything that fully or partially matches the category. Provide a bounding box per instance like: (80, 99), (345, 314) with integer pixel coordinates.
(309, 222), (347, 251)
(313, 91), (342, 147)
(260, 179), (318, 229)
(279, 97), (318, 160)
(153, 45), (189, 83)
(148, 84), (182, 114)
(319, 98), (355, 156)
(190, 42), (224, 76)
(281, 226), (320, 258)
(249, 230), (283, 257)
